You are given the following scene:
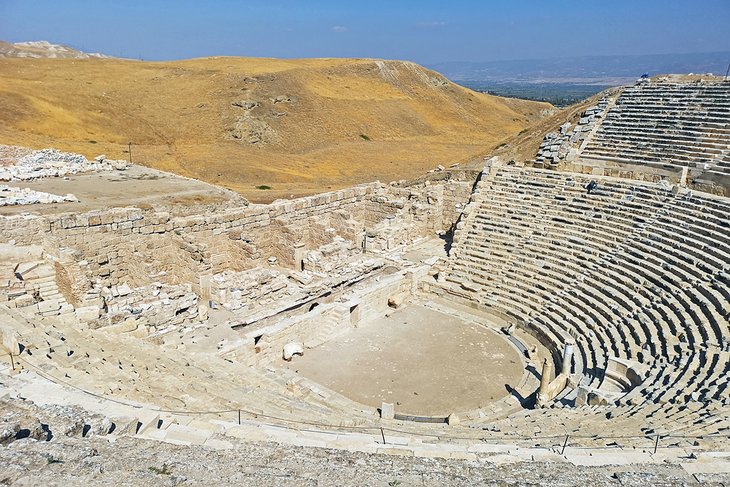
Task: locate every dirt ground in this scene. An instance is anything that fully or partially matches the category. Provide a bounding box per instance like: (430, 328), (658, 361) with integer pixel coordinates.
(0, 165), (245, 216)
(283, 304), (525, 416)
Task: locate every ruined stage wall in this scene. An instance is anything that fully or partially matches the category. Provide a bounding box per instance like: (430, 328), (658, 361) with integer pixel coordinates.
(0, 174), (475, 289)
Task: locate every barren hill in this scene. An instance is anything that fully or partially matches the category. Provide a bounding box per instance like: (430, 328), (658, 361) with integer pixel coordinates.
(0, 54), (552, 201)
(0, 40), (109, 59)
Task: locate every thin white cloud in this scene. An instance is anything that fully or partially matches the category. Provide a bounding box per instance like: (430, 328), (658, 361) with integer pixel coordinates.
(416, 21), (446, 28)
(331, 25), (348, 33)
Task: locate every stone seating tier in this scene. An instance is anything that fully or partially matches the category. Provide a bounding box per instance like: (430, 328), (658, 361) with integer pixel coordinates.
(580, 80), (730, 175)
(440, 165), (729, 430)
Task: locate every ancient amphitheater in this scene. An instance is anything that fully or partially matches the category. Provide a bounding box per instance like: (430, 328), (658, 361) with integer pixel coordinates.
(1, 75), (729, 484)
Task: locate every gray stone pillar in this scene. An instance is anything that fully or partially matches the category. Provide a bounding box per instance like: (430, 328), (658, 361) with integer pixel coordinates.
(293, 243), (306, 271)
(562, 343), (574, 376)
(538, 358), (554, 407)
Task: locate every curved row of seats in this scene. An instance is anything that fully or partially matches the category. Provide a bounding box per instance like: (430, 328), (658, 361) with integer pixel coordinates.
(441, 165), (729, 437)
(582, 81), (730, 174)
(3, 305), (378, 429)
(4, 162), (728, 446)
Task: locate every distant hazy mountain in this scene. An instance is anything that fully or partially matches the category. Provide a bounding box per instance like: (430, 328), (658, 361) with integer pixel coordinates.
(430, 51), (730, 85)
(0, 40), (110, 59)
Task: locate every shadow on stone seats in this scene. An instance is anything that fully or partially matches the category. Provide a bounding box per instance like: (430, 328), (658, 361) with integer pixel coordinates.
(525, 363), (540, 381)
(504, 384), (536, 409)
(41, 423), (53, 441)
(14, 429), (30, 440)
(438, 229), (454, 255)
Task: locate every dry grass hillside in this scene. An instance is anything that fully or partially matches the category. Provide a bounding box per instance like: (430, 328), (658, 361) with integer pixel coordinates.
(0, 55), (552, 201)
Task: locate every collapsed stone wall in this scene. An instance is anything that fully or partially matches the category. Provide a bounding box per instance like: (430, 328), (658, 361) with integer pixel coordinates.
(266, 186), (375, 268)
(534, 96), (611, 167)
(0, 174), (473, 337)
(0, 185), (79, 206)
(439, 180), (476, 233)
(0, 146), (129, 181)
(391, 168), (480, 233)
(96, 282), (202, 337)
(0, 214), (48, 246)
(208, 268), (290, 312)
(237, 270), (410, 366)
(0, 177), (470, 283)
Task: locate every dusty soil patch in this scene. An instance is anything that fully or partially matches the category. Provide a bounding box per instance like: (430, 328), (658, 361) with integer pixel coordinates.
(284, 304), (524, 415)
(0, 165), (244, 215)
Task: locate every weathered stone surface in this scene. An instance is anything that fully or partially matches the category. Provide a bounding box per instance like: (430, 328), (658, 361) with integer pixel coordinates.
(0, 145), (129, 182)
(380, 402), (395, 420)
(0, 184), (78, 206)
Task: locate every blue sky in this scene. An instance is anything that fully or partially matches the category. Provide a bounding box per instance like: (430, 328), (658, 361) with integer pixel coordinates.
(1, 0), (728, 63)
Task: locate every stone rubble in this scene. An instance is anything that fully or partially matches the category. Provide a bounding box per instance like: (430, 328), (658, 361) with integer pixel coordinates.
(210, 268), (291, 312)
(0, 185), (78, 206)
(535, 96), (611, 166)
(97, 282), (202, 336)
(0, 145), (129, 182)
(2, 395), (721, 487)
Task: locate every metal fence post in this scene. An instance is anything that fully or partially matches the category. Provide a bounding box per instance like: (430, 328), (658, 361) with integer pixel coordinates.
(561, 435), (569, 455)
(654, 435), (660, 454)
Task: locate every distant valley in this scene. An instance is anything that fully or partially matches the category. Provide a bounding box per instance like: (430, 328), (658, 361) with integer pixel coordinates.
(430, 51), (730, 106)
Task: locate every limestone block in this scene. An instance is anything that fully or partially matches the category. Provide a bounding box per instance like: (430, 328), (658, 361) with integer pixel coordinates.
(198, 304), (209, 321)
(75, 306), (100, 322)
(282, 342), (304, 361)
(116, 283), (132, 296)
(0, 324), (19, 354)
(164, 424), (211, 445)
(37, 299), (61, 314)
(130, 325), (149, 338)
(109, 416), (142, 435)
(387, 294), (405, 309)
(135, 412), (161, 434)
(58, 303), (75, 315)
(13, 294), (34, 307)
(106, 318), (139, 334)
(14, 262), (41, 279)
(380, 402), (395, 420)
